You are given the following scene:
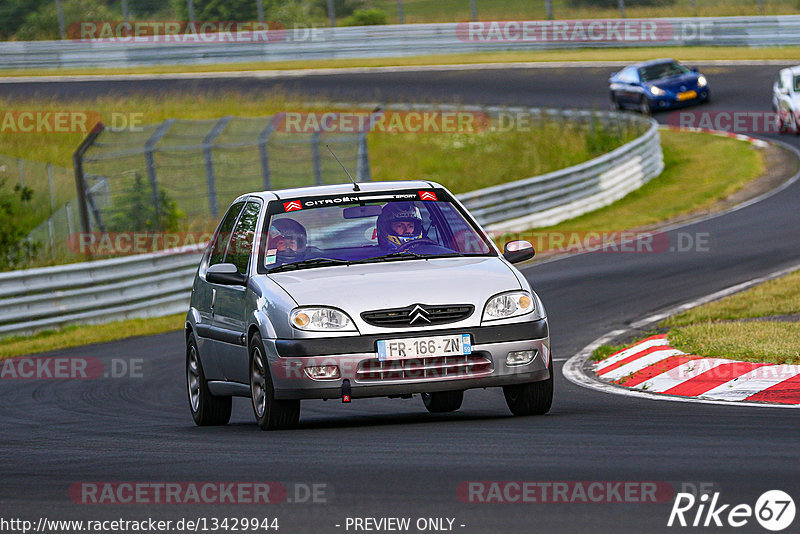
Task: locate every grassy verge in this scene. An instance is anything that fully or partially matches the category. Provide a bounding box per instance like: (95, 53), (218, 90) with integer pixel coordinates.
(494, 129), (764, 251)
(2, 46), (800, 78)
(593, 269), (800, 365)
(0, 314), (185, 360)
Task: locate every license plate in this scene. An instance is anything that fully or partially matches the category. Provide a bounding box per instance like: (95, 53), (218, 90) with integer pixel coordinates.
(377, 334), (472, 361)
(677, 90), (697, 101)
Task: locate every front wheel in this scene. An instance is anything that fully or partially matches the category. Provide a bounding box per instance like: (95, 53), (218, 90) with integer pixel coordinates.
(187, 333), (232, 426)
(638, 96), (651, 115)
(609, 92), (621, 111)
(422, 390), (464, 413)
(250, 333), (300, 430)
(503, 358), (553, 416)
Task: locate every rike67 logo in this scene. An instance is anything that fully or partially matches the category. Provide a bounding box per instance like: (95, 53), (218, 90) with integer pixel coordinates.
(668, 490), (795, 531)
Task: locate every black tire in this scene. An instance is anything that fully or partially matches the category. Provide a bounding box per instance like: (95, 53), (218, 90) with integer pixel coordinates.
(609, 92), (621, 111)
(249, 333), (300, 430)
(638, 96), (651, 115)
(186, 333), (232, 426)
(421, 390), (464, 413)
(503, 358), (554, 416)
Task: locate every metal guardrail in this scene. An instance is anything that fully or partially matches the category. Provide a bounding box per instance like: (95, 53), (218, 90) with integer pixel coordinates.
(0, 246), (202, 337)
(0, 109), (661, 338)
(2, 16), (800, 69)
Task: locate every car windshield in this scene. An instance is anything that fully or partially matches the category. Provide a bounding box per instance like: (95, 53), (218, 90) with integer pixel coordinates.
(260, 194), (495, 273)
(638, 61), (689, 82)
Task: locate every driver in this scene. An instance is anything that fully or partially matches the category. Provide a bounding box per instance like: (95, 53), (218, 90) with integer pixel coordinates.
(267, 218), (307, 263)
(377, 202), (424, 250)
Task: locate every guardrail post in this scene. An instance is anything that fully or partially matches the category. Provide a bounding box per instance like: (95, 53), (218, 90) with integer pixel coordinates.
(312, 132), (323, 185)
(470, 0), (478, 21)
(17, 159), (24, 188)
(73, 121), (104, 259)
(618, 0), (625, 18)
(144, 119), (174, 227)
(397, 0), (405, 24)
(202, 116), (232, 218)
(258, 120), (276, 191)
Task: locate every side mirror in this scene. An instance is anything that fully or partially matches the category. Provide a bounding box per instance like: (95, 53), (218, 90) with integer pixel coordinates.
(781, 87), (790, 95)
(503, 240), (535, 264)
(691, 67), (698, 73)
(206, 263), (246, 286)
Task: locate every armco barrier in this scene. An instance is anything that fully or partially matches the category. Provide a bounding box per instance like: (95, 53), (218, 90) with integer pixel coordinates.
(2, 16), (800, 69)
(0, 246), (202, 337)
(0, 109), (661, 338)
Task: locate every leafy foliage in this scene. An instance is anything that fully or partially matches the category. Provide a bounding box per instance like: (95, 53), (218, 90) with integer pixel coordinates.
(105, 173), (185, 232)
(0, 179), (40, 270)
(343, 8), (387, 26)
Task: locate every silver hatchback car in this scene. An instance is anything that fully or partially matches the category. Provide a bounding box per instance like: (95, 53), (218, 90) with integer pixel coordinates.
(185, 181), (552, 430)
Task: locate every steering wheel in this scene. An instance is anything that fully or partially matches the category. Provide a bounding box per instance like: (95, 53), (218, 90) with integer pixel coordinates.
(397, 238), (442, 252)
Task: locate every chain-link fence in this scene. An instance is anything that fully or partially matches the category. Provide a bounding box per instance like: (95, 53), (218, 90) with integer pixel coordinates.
(75, 115), (368, 233)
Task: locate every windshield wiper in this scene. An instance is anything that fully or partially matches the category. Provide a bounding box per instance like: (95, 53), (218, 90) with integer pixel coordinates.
(269, 257), (352, 273)
(353, 251), (463, 264)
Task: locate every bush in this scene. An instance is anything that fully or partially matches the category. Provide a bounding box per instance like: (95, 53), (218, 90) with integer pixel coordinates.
(315, 0), (366, 18)
(343, 8), (387, 26)
(14, 0), (116, 41)
(105, 173), (185, 233)
(0, 180), (40, 270)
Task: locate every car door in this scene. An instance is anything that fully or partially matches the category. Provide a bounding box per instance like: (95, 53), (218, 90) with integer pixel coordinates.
(213, 199), (262, 384)
(194, 200), (245, 381)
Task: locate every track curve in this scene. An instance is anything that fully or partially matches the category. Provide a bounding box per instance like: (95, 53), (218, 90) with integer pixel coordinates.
(2, 63), (799, 534)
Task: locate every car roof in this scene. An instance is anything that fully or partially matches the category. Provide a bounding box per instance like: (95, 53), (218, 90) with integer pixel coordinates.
(629, 58), (678, 69)
(238, 180), (444, 203)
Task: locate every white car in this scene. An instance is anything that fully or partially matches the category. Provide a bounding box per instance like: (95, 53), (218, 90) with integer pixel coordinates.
(772, 66), (800, 134)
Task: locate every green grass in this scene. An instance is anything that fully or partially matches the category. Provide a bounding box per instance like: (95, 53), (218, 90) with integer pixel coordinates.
(669, 322), (800, 364)
(593, 268), (800, 366)
(664, 269), (800, 326)
(492, 129), (764, 250)
(0, 313), (185, 360)
(3, 46), (800, 77)
(369, 0), (800, 23)
(0, 92), (635, 251)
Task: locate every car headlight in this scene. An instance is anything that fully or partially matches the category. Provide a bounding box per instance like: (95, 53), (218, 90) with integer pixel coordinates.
(290, 307), (357, 331)
(697, 75), (707, 87)
(482, 291), (535, 322)
(650, 86), (665, 96)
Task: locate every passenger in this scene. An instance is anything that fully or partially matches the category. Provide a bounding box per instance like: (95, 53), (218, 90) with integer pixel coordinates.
(267, 218), (307, 263)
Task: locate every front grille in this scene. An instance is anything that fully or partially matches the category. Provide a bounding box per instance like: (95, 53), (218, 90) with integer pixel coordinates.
(356, 354), (492, 382)
(361, 303), (474, 328)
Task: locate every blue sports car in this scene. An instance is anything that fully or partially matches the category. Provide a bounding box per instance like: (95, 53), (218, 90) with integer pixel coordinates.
(609, 58), (710, 114)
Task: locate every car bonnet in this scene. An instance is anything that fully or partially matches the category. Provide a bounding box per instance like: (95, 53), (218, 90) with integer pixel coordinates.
(268, 256), (521, 320)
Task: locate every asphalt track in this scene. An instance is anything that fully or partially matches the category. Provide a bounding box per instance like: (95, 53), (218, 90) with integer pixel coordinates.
(2, 64), (800, 534)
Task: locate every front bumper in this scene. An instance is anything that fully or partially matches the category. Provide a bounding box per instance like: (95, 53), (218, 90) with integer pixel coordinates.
(650, 87), (709, 110)
(265, 319), (550, 400)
